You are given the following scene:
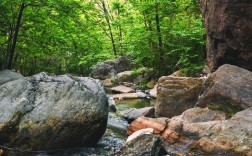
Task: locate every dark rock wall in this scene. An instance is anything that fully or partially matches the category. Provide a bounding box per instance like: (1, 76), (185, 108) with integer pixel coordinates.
(199, 0), (252, 71)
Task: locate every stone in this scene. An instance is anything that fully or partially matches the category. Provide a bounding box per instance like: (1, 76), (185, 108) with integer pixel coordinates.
(112, 93), (138, 100)
(112, 134), (166, 156)
(155, 76), (206, 117)
(196, 107), (252, 155)
(127, 116), (167, 135)
(119, 107), (155, 122)
(0, 70), (23, 86)
(146, 79), (156, 89)
(126, 128), (154, 144)
(0, 72), (108, 151)
(127, 108), (228, 155)
(108, 96), (117, 112)
(107, 114), (128, 133)
(111, 85), (134, 94)
(149, 84), (158, 98)
(90, 56), (134, 80)
(90, 63), (117, 80)
(114, 71), (133, 84)
(197, 64), (252, 115)
(199, 0), (252, 72)
(102, 78), (113, 87)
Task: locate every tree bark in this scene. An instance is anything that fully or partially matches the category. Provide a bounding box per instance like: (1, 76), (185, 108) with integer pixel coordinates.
(7, 3), (25, 69)
(155, 1), (163, 63)
(101, 0), (117, 57)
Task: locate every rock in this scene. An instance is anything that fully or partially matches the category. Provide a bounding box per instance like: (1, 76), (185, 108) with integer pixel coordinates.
(102, 78), (113, 87)
(149, 84), (158, 98)
(112, 92), (147, 100)
(146, 79), (156, 89)
(169, 70), (186, 77)
(114, 71), (133, 84)
(111, 85), (134, 94)
(0, 72), (108, 151)
(90, 56), (134, 80)
(90, 63), (117, 80)
(0, 70), (23, 85)
(108, 96), (117, 112)
(126, 128), (154, 144)
(107, 114), (128, 133)
(199, 0), (252, 72)
(127, 116), (167, 135)
(196, 107), (252, 155)
(155, 76), (206, 117)
(127, 107), (228, 155)
(197, 64), (252, 116)
(112, 134), (167, 156)
(119, 107), (155, 122)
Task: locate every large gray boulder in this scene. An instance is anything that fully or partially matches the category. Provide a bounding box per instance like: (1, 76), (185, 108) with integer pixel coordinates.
(0, 72), (108, 151)
(0, 70), (23, 85)
(197, 64), (252, 115)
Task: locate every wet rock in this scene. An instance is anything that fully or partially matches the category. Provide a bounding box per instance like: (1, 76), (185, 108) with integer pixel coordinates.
(197, 64), (252, 115)
(0, 70), (23, 86)
(107, 114), (128, 133)
(111, 85), (134, 94)
(113, 134), (166, 156)
(0, 72), (108, 151)
(119, 107), (155, 122)
(199, 0), (252, 72)
(155, 76), (206, 117)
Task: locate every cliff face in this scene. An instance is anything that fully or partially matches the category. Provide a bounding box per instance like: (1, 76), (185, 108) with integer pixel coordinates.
(199, 0), (252, 72)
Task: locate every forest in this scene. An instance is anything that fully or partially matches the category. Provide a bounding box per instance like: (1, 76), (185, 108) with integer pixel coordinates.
(0, 0), (205, 76)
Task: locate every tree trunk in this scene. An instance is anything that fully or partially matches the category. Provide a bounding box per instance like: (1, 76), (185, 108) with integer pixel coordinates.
(155, 1), (163, 63)
(7, 3), (25, 70)
(101, 0), (117, 57)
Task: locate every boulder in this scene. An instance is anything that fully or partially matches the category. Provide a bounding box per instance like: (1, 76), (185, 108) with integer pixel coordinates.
(0, 70), (23, 85)
(0, 72), (108, 151)
(113, 71), (133, 84)
(197, 64), (252, 116)
(199, 0), (252, 72)
(128, 107), (228, 155)
(89, 63), (117, 80)
(112, 134), (166, 156)
(146, 79), (156, 89)
(90, 56), (134, 80)
(197, 107), (252, 155)
(119, 107), (155, 122)
(111, 85), (134, 94)
(155, 76), (206, 117)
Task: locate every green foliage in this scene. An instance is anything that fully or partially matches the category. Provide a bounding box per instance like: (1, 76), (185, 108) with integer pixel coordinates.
(0, 0), (206, 76)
